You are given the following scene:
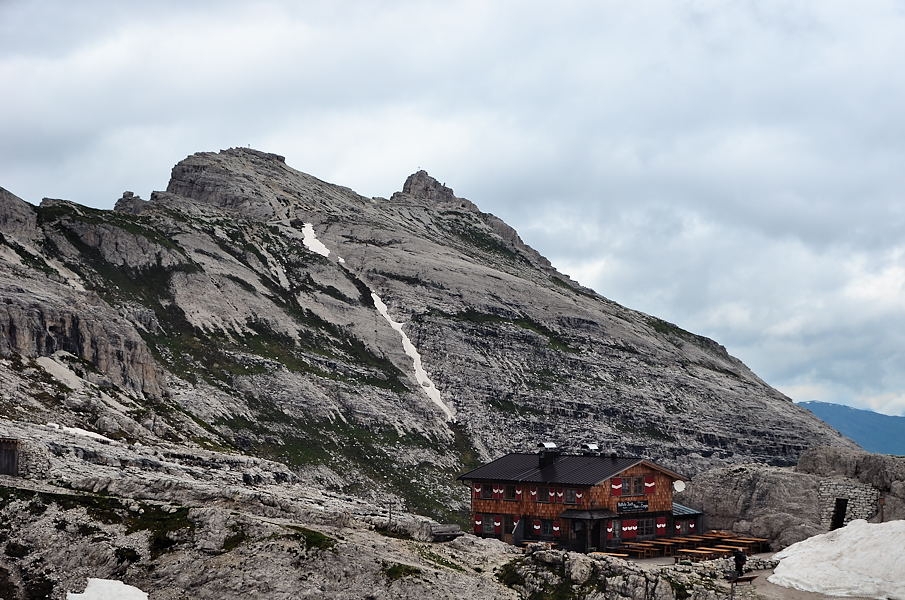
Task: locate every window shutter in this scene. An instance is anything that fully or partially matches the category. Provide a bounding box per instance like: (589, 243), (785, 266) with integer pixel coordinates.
(515, 485), (523, 498)
(493, 515), (502, 534)
(552, 520), (561, 538)
(530, 486), (538, 501)
(644, 475), (656, 495)
(622, 519), (638, 539)
(688, 521), (696, 531)
(532, 519), (542, 533)
(606, 521), (615, 540)
(555, 488), (564, 503)
(575, 490), (584, 505)
(656, 516), (667, 536)
(493, 486), (503, 500)
(473, 515), (483, 534)
(548, 488), (556, 503)
(675, 522), (682, 532)
(611, 477), (623, 497)
(473, 484), (481, 499)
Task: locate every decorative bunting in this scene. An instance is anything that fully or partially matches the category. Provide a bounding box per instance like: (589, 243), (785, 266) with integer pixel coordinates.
(656, 516), (667, 536)
(621, 519), (638, 539)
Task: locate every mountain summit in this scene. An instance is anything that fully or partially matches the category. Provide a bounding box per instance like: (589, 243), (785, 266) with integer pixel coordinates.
(0, 148), (855, 518)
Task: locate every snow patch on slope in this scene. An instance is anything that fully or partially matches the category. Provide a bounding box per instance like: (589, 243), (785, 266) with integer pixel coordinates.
(371, 292), (454, 421)
(769, 519), (905, 599)
(67, 578), (148, 600)
(301, 223), (330, 257)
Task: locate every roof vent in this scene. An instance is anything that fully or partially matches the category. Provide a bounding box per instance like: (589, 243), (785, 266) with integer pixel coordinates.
(538, 441), (557, 450)
(581, 442), (599, 455)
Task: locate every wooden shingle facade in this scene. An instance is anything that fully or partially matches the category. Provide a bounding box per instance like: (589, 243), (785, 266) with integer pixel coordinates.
(458, 446), (701, 552)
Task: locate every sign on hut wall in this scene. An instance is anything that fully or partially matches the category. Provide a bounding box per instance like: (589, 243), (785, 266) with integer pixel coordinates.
(617, 500), (649, 513)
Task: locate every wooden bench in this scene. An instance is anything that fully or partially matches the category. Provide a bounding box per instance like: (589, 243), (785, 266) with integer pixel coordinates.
(590, 552), (630, 559)
(733, 575), (757, 584)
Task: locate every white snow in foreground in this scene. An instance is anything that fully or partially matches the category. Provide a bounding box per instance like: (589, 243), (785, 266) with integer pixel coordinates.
(46, 422), (114, 443)
(301, 223), (330, 257)
(371, 292), (455, 421)
(67, 578), (148, 600)
(769, 519), (905, 599)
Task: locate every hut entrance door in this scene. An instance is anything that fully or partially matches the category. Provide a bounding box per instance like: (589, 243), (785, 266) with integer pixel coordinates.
(830, 498), (848, 530)
(0, 439), (19, 476)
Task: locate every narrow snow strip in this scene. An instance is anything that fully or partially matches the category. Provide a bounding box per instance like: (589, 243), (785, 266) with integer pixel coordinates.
(371, 292), (454, 421)
(46, 422), (114, 444)
(301, 223), (330, 257)
(768, 519), (905, 599)
(67, 578), (148, 600)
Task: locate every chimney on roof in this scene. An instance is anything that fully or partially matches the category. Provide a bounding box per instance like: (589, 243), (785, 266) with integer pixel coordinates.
(537, 442), (560, 468)
(581, 442), (600, 456)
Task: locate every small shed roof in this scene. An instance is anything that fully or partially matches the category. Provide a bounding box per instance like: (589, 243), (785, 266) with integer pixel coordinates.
(457, 453), (686, 486)
(672, 502), (702, 516)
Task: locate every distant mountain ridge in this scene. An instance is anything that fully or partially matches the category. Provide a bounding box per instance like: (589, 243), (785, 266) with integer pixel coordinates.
(799, 401), (905, 455)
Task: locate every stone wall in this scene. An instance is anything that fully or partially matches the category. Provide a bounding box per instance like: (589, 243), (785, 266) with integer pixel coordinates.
(816, 477), (879, 529)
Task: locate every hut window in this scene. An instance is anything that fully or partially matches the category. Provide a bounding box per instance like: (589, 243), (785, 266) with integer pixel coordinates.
(504, 515), (515, 531)
(482, 514), (495, 534)
(565, 489), (578, 504)
(481, 485), (493, 499)
(504, 485), (517, 500)
(637, 518), (655, 537)
(540, 520), (553, 536)
(624, 477), (645, 496)
(537, 486), (550, 503)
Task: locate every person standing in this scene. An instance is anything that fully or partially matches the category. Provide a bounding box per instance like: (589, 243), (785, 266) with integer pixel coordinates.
(733, 548), (747, 578)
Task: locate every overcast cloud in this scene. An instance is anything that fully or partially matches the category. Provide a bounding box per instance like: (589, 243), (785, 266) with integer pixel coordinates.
(2, 1), (904, 415)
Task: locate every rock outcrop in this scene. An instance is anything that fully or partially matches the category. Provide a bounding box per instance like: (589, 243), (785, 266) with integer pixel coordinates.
(681, 446), (905, 549)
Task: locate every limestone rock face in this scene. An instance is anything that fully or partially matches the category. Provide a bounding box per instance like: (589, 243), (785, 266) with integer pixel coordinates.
(0, 147), (857, 523)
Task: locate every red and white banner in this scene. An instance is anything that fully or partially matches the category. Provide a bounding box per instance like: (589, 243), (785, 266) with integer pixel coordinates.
(622, 519), (638, 539)
(656, 516), (667, 536)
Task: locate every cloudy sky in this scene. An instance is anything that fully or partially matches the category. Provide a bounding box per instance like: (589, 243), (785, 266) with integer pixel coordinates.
(3, 1), (904, 415)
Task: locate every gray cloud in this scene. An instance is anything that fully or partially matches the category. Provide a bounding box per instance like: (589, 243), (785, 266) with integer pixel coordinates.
(2, 0), (904, 415)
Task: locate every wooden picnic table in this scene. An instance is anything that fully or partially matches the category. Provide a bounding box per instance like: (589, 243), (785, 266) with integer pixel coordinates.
(675, 548), (719, 562)
(647, 540), (679, 555)
(696, 546), (733, 557)
(621, 542), (660, 559)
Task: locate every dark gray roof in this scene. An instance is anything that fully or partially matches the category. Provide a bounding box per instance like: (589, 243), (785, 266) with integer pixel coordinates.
(672, 502), (702, 516)
(457, 453), (682, 486)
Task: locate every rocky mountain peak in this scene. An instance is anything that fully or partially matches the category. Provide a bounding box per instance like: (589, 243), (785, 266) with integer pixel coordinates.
(401, 170), (457, 202)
